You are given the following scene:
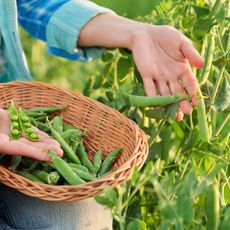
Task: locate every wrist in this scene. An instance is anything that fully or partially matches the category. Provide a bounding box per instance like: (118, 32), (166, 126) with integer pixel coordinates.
(78, 13), (147, 50)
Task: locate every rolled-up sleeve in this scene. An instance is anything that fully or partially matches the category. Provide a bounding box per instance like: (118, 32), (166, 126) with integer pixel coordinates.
(17, 0), (115, 62)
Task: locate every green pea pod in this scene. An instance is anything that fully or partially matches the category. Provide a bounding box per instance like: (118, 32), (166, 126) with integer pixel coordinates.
(24, 111), (47, 118)
(23, 106), (65, 114)
(8, 155), (22, 171)
(127, 94), (185, 107)
(68, 163), (89, 173)
(8, 101), (21, 140)
(50, 126), (81, 164)
(200, 35), (215, 86)
(34, 116), (49, 122)
(63, 123), (75, 131)
(161, 126), (172, 162)
(93, 151), (103, 174)
(71, 168), (96, 181)
(33, 170), (60, 185)
(72, 142), (78, 153)
(98, 148), (122, 177)
(48, 151), (85, 185)
(78, 141), (95, 173)
(23, 160), (40, 171)
(197, 93), (209, 142)
(17, 171), (44, 183)
(52, 116), (64, 134)
(62, 129), (84, 144)
(35, 122), (50, 133)
(19, 110), (39, 142)
(206, 183), (220, 230)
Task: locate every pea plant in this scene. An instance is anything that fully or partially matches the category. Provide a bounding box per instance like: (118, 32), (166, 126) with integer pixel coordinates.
(82, 0), (230, 229)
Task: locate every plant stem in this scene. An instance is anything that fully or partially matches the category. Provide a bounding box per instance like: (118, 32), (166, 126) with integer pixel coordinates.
(208, 63), (225, 114)
(214, 112), (230, 137)
(149, 120), (166, 147)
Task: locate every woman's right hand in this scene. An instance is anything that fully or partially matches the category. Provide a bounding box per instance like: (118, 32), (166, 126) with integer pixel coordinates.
(0, 109), (63, 161)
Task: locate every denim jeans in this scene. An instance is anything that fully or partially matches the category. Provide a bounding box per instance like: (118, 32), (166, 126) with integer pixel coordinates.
(0, 183), (112, 230)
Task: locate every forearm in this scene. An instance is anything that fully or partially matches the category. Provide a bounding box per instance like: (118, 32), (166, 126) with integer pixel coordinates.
(78, 14), (146, 50)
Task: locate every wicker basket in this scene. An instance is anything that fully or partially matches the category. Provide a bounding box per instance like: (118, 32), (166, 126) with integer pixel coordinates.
(0, 81), (148, 201)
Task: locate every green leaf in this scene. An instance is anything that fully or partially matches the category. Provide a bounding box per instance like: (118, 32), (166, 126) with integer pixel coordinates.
(83, 78), (93, 96)
(94, 195), (115, 208)
(177, 196), (194, 224)
(143, 161), (155, 179)
(181, 128), (200, 152)
(145, 108), (165, 120)
(126, 219), (147, 230)
(180, 170), (196, 196)
(131, 167), (140, 186)
(101, 52), (114, 62)
(213, 74), (230, 112)
(165, 102), (179, 121)
(105, 91), (114, 101)
(192, 5), (210, 17)
(159, 220), (171, 230)
(93, 75), (104, 89)
(193, 16), (213, 36)
(117, 57), (132, 79)
(160, 204), (177, 220)
(134, 67), (144, 84)
(103, 186), (117, 206)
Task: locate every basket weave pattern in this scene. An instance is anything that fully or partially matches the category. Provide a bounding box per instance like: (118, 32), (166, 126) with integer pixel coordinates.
(0, 81), (148, 201)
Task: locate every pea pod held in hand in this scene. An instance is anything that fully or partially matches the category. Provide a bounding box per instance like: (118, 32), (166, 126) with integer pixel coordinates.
(18, 110), (39, 142)
(127, 94), (186, 107)
(48, 151), (85, 185)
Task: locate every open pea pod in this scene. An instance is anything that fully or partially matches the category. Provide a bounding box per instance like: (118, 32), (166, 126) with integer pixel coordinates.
(18, 110), (39, 142)
(8, 101), (21, 140)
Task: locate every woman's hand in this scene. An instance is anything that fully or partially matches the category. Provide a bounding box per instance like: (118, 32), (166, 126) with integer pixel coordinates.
(0, 109), (63, 161)
(79, 14), (204, 120)
(130, 25), (204, 120)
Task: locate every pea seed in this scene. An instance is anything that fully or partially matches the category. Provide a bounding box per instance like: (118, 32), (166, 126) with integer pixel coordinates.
(11, 115), (18, 121)
(30, 133), (38, 139)
(26, 128), (34, 134)
(12, 122), (19, 128)
(21, 115), (29, 122)
(12, 129), (20, 136)
(24, 122), (31, 128)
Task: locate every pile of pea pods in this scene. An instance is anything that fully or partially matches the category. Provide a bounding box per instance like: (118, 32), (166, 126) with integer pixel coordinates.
(2, 101), (122, 186)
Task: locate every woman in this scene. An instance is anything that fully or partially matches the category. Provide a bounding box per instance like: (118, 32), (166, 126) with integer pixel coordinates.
(0, 0), (204, 229)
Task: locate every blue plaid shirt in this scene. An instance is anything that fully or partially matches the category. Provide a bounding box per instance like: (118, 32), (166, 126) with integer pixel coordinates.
(17, 0), (114, 61)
